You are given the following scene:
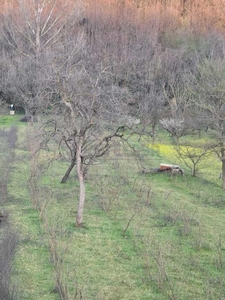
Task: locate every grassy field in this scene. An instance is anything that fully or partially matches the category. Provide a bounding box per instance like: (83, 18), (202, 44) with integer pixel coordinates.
(1, 115), (225, 299)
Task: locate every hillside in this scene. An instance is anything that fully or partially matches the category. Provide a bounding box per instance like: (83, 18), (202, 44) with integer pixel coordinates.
(0, 0), (225, 299)
(1, 117), (225, 299)
(1, 0), (225, 32)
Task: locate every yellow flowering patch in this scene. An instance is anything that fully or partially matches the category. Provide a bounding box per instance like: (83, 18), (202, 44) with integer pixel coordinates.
(149, 143), (177, 162)
(149, 142), (221, 181)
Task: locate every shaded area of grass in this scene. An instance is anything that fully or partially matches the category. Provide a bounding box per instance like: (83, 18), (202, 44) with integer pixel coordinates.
(5, 125), (59, 300)
(0, 126), (21, 300)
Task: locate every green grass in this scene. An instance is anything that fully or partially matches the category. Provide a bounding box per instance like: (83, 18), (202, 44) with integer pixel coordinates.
(8, 151), (58, 299)
(2, 123), (225, 299)
(0, 114), (24, 127)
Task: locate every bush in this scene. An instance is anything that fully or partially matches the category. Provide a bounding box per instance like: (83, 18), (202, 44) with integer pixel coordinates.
(0, 222), (19, 300)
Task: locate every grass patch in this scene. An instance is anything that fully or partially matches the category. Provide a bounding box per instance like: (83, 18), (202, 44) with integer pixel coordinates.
(2, 125), (225, 299)
(0, 115), (24, 127)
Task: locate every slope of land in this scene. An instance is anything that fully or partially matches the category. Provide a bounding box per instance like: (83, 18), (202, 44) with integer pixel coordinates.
(1, 117), (225, 299)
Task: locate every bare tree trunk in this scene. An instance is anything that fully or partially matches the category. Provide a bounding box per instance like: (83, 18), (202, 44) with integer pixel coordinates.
(60, 158), (76, 183)
(192, 164), (197, 177)
(76, 138), (85, 226)
(181, 0), (188, 17)
(222, 158), (225, 190)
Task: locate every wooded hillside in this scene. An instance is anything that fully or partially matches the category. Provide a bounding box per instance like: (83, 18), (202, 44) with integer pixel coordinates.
(1, 0), (225, 31)
(0, 1), (225, 299)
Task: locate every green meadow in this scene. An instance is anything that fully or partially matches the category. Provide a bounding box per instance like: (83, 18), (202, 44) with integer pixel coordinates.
(1, 116), (225, 300)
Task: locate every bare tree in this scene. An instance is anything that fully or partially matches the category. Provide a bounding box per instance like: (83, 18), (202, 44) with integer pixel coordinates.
(174, 142), (214, 176)
(2, 0), (84, 57)
(2, 54), (53, 121)
(0, 0), (84, 119)
(193, 35), (225, 187)
(41, 50), (132, 226)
